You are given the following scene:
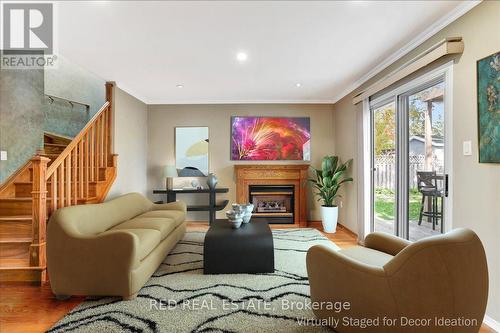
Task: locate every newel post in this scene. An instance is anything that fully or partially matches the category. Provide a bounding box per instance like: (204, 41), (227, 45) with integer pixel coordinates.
(106, 82), (114, 157)
(30, 156), (50, 275)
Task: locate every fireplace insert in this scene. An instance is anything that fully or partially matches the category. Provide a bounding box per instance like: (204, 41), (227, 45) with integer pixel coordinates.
(249, 185), (294, 224)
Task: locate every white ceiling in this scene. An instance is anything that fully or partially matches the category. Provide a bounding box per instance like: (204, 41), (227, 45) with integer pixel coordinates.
(56, 1), (477, 104)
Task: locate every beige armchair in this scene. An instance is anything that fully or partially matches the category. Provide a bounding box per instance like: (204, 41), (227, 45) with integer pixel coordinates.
(306, 229), (488, 333)
(47, 193), (186, 300)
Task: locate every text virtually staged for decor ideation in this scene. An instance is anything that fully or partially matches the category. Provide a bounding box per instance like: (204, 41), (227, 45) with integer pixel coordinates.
(148, 298), (479, 330)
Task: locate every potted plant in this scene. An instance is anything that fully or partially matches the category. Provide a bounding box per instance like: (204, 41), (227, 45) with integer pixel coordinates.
(309, 156), (353, 233)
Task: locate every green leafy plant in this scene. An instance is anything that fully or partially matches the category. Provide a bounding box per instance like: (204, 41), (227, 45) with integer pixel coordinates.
(309, 156), (353, 207)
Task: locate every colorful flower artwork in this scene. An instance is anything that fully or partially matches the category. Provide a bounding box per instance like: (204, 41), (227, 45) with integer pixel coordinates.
(477, 51), (500, 163)
(231, 117), (311, 160)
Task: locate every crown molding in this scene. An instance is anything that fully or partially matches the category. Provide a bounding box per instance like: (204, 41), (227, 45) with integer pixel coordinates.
(330, 0), (481, 104)
(147, 99), (335, 105)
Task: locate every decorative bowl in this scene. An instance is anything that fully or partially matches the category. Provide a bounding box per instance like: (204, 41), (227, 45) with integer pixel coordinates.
(231, 204), (244, 214)
(226, 210), (243, 220)
(228, 218), (243, 229)
(226, 210), (244, 228)
(241, 203), (254, 223)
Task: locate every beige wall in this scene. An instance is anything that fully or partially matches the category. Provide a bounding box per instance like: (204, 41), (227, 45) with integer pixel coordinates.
(107, 87), (148, 199)
(333, 1), (500, 323)
(147, 104), (335, 221)
(333, 97), (360, 233)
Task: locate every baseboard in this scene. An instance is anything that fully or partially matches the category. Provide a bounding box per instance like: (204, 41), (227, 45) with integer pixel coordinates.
(307, 220), (358, 237)
(307, 220), (322, 229)
(484, 315), (500, 332)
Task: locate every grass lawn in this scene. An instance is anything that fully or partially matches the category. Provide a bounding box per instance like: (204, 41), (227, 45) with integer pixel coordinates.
(374, 188), (424, 221)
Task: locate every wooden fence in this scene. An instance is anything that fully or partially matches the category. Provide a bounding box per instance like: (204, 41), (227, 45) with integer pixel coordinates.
(374, 154), (444, 190)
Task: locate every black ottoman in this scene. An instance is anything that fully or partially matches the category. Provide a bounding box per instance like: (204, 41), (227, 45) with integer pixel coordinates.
(203, 219), (274, 274)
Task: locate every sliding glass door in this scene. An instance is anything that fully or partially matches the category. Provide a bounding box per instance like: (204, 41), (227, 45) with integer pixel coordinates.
(371, 72), (450, 241)
(372, 101), (397, 235)
(403, 81), (446, 240)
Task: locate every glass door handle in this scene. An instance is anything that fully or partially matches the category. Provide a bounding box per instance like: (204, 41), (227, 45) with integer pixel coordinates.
(445, 174), (449, 197)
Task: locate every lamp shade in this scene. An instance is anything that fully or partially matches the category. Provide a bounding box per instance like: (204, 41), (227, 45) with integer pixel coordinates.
(164, 165), (178, 178)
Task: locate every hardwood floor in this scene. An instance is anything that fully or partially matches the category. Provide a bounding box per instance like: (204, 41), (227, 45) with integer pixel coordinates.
(0, 223), (494, 333)
(0, 282), (84, 333)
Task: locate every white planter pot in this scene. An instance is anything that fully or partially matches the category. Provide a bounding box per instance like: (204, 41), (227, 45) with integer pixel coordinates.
(321, 206), (338, 233)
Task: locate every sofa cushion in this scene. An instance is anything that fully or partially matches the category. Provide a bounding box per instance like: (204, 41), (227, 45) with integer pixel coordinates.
(338, 246), (393, 267)
(110, 229), (161, 261)
(110, 217), (177, 240)
(55, 193), (154, 236)
(138, 210), (185, 226)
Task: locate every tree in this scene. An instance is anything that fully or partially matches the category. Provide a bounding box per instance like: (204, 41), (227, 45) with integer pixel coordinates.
(374, 105), (395, 155)
(373, 86), (444, 157)
(409, 89), (445, 138)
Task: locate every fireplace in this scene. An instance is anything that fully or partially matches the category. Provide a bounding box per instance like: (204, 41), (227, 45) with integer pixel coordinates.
(249, 185), (294, 224)
(235, 165), (309, 226)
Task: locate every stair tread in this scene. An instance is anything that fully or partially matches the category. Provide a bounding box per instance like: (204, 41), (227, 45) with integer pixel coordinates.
(0, 258), (29, 267)
(14, 180), (106, 185)
(0, 265), (46, 270)
(0, 237), (31, 243)
(29, 166), (109, 169)
(0, 215), (31, 221)
(0, 197), (51, 201)
(44, 131), (73, 139)
(44, 143), (68, 147)
(1, 197), (96, 201)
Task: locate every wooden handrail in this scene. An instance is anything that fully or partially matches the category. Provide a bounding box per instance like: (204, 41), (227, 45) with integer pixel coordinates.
(44, 97), (112, 215)
(46, 101), (110, 178)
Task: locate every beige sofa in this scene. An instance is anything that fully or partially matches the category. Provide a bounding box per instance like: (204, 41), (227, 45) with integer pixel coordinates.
(47, 192), (186, 300)
(307, 229), (488, 333)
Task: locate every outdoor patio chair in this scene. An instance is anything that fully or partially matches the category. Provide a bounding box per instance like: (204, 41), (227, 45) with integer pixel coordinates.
(416, 171), (444, 232)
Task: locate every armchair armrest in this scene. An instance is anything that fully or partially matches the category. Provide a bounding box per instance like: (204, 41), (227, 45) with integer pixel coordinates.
(364, 232), (411, 256)
(307, 245), (386, 278)
(306, 245), (396, 325)
(151, 201), (187, 212)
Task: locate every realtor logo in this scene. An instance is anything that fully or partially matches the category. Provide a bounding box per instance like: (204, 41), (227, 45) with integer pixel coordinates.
(2, 3), (53, 54)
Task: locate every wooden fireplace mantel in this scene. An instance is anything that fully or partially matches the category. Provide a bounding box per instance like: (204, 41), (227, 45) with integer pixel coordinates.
(235, 164), (309, 227)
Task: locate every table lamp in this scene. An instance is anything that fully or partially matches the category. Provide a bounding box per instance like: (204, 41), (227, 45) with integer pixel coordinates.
(164, 165), (178, 190)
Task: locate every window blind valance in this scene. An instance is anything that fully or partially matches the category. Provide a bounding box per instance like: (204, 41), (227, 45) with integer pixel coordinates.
(352, 37), (463, 105)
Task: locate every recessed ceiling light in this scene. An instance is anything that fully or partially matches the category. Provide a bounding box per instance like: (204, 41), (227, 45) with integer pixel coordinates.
(176, 84), (184, 88)
(295, 83), (302, 87)
(236, 52), (248, 62)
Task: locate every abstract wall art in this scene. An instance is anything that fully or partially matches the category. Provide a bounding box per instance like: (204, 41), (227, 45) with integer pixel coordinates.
(477, 51), (500, 163)
(175, 126), (209, 176)
(231, 116), (311, 161)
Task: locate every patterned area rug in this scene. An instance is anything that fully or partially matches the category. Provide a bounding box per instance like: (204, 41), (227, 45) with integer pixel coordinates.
(48, 228), (339, 333)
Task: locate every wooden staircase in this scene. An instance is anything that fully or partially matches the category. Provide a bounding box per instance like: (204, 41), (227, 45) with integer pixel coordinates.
(0, 83), (117, 283)
(42, 132), (73, 163)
